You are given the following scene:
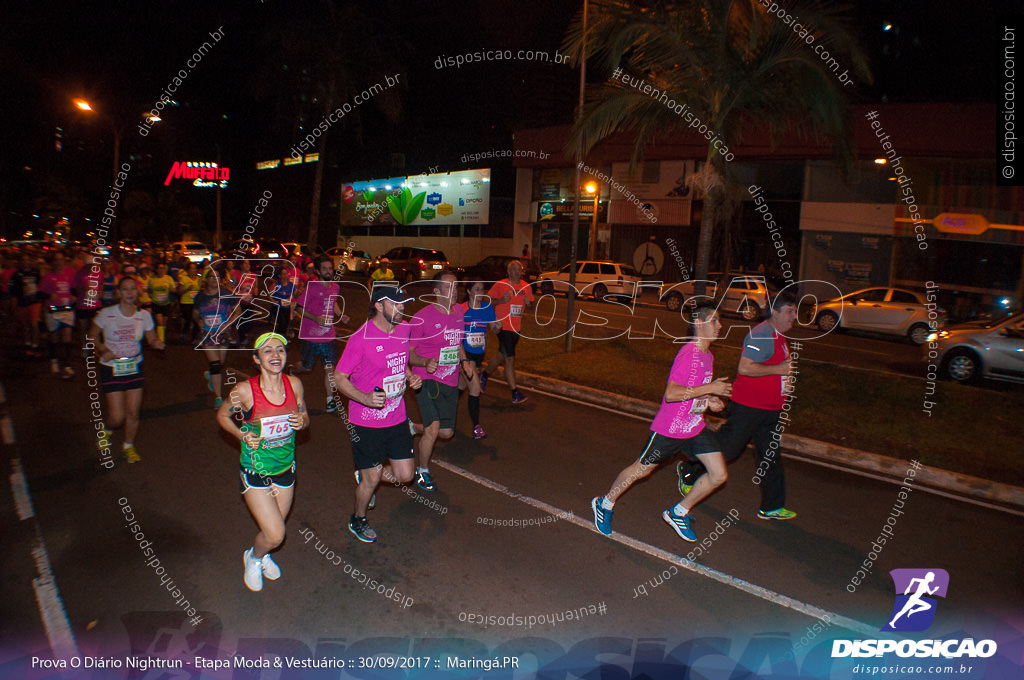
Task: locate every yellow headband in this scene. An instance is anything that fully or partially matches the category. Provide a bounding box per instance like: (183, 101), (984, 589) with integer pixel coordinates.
(253, 332), (288, 350)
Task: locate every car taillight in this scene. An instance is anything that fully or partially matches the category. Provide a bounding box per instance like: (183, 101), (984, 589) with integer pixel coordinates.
(418, 258), (425, 268)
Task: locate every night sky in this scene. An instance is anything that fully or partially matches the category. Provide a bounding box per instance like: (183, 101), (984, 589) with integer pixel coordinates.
(0, 0), (1018, 242)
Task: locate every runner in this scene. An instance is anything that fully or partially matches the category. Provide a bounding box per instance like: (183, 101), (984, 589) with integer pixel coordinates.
(177, 261), (201, 343)
(216, 332), (308, 592)
(135, 263), (152, 313)
(456, 276), (498, 439)
(147, 262), (177, 343)
(72, 254), (104, 345)
(40, 251), (77, 378)
(193, 270), (233, 409)
(676, 292), (799, 520)
(409, 271), (471, 491)
(591, 305), (732, 541)
(290, 255), (349, 413)
(333, 285), (420, 543)
(269, 266), (295, 338)
(11, 254), (43, 355)
(482, 259), (534, 404)
(370, 257), (395, 282)
(88, 276), (165, 463)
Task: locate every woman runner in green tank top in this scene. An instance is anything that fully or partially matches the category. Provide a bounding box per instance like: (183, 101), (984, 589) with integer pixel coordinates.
(216, 332), (309, 592)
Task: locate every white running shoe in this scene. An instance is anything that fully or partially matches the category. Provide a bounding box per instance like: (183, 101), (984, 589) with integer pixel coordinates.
(261, 553), (281, 580)
(243, 548), (263, 591)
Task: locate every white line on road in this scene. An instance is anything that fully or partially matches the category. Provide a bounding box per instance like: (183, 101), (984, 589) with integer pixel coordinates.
(434, 458), (877, 637)
(11, 458), (35, 520)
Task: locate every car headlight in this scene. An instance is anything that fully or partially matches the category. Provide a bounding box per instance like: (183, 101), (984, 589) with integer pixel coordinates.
(927, 331), (950, 343)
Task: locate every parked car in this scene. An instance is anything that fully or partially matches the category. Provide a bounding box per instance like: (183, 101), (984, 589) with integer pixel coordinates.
(167, 241), (212, 263)
(325, 247), (375, 274)
(537, 260), (641, 300)
(659, 273), (775, 320)
(815, 287), (944, 345)
(459, 255), (540, 283)
(281, 242), (321, 259)
(378, 246), (450, 283)
(927, 312), (1024, 384)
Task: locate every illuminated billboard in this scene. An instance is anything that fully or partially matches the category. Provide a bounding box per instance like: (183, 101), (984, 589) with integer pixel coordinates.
(341, 169), (490, 226)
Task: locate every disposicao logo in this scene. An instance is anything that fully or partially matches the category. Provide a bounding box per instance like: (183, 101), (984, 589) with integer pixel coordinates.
(832, 568), (997, 659)
(883, 568), (948, 632)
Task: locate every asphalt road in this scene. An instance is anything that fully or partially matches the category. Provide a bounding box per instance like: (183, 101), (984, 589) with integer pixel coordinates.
(2, 338), (1020, 678)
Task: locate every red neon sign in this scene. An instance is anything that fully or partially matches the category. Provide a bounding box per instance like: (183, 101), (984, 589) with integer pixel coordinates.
(164, 161), (230, 187)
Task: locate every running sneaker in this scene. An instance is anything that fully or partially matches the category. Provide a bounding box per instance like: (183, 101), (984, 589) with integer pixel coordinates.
(123, 444), (140, 464)
(261, 553), (281, 580)
(407, 418), (417, 436)
(757, 507), (797, 521)
(473, 424), (487, 439)
(354, 470), (375, 510)
(478, 371), (488, 393)
(591, 497), (613, 536)
(243, 548), (264, 591)
(675, 461), (693, 496)
(214, 397), (223, 410)
(96, 428), (112, 449)
(348, 515), (377, 543)
(203, 370), (212, 393)
(326, 398), (338, 413)
(50, 359), (59, 374)
(415, 470), (436, 491)
(662, 507), (697, 542)
(511, 390), (529, 405)
(62, 366), (75, 380)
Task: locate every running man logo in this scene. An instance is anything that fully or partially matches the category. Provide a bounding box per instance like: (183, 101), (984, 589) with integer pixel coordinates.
(882, 568), (949, 632)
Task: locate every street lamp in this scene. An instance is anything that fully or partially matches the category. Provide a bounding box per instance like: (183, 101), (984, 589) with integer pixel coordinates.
(585, 181), (600, 260)
(73, 97), (122, 242)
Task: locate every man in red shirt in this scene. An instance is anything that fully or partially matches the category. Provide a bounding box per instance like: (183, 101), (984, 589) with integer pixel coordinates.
(677, 292), (798, 520)
(482, 260), (534, 404)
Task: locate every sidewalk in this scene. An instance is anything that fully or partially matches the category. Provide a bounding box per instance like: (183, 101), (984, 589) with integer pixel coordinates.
(509, 371), (1024, 513)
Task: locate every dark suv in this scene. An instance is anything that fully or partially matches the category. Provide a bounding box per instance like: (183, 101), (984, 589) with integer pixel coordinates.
(379, 246), (450, 283)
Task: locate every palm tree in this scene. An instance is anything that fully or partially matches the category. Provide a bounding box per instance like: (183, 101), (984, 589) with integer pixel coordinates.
(562, 0), (870, 294)
(253, 1), (404, 249)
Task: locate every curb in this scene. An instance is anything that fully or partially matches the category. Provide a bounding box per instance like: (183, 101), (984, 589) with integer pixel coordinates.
(513, 371), (1024, 512)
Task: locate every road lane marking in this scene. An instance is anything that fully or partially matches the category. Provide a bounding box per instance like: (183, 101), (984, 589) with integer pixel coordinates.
(434, 458), (877, 637)
(11, 459), (35, 520)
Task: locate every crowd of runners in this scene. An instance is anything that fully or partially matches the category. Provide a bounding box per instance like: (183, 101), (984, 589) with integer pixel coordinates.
(4, 243), (796, 593)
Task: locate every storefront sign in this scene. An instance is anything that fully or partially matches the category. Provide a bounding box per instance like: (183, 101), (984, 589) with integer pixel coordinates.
(164, 161), (229, 188)
(933, 213), (989, 235)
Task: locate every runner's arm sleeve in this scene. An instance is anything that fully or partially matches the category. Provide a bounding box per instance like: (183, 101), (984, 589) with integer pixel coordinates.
(739, 332), (775, 363)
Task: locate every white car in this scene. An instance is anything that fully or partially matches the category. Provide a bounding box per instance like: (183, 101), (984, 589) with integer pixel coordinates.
(537, 260), (641, 300)
(815, 287), (944, 345)
(167, 241), (212, 263)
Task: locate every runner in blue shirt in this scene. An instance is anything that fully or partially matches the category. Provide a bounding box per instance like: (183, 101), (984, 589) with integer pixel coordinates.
(457, 276), (499, 439)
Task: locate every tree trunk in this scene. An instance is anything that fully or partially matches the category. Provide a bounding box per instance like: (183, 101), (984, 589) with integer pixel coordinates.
(306, 128), (329, 249)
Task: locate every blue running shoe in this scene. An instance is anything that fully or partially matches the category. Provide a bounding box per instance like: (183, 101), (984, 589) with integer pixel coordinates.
(415, 470), (435, 491)
(662, 507), (697, 542)
(591, 497), (613, 536)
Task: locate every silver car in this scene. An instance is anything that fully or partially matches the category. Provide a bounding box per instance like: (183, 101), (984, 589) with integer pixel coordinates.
(660, 273), (774, 321)
(928, 313), (1024, 384)
(814, 287), (944, 345)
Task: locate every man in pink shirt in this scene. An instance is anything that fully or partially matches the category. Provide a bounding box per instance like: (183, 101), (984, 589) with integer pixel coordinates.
(291, 256), (350, 412)
(591, 305), (733, 542)
(334, 285), (422, 543)
(408, 271), (472, 491)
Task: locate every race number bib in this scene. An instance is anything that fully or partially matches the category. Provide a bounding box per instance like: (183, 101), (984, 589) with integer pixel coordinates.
(112, 356), (140, 377)
(439, 346), (460, 366)
(510, 304), (523, 317)
(204, 314), (223, 328)
(49, 308), (74, 326)
(689, 397), (708, 415)
(466, 331), (485, 348)
(260, 414), (293, 442)
(382, 373), (406, 399)
(781, 375), (793, 395)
